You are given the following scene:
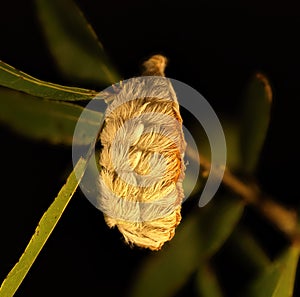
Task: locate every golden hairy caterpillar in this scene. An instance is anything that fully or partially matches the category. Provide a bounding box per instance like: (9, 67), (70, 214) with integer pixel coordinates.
(98, 55), (186, 250)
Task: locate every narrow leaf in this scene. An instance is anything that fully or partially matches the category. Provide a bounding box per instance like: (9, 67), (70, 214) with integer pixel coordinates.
(0, 157), (88, 297)
(35, 0), (121, 85)
(197, 197), (244, 256)
(274, 247), (299, 297)
(246, 246), (299, 297)
(0, 60), (98, 101)
(185, 117), (241, 172)
(221, 117), (241, 170)
(129, 196), (244, 297)
(0, 87), (103, 145)
(239, 73), (272, 174)
(229, 228), (271, 272)
(196, 264), (224, 297)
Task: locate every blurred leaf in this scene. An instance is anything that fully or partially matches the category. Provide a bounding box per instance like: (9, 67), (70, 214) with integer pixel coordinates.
(221, 116), (241, 170)
(0, 60), (98, 101)
(229, 227), (271, 272)
(195, 264), (223, 297)
(187, 116), (241, 171)
(197, 197), (244, 255)
(239, 73), (272, 174)
(35, 0), (121, 85)
(0, 87), (102, 145)
(0, 157), (88, 297)
(183, 144), (202, 197)
(129, 196), (244, 297)
(246, 246), (299, 297)
(183, 168), (200, 197)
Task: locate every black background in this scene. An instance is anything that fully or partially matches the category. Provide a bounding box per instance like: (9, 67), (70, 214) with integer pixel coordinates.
(0, 0), (300, 296)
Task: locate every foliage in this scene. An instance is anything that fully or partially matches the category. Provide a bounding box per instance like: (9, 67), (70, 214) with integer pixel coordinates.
(0, 0), (299, 296)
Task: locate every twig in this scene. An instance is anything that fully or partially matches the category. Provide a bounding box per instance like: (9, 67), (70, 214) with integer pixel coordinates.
(187, 149), (300, 247)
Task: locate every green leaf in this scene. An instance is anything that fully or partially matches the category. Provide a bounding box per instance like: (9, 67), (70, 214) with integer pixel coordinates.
(195, 264), (223, 297)
(0, 157), (88, 297)
(0, 87), (103, 145)
(228, 228), (270, 272)
(129, 196), (244, 297)
(246, 246), (299, 297)
(0, 60), (98, 101)
(197, 197), (244, 255)
(239, 73), (272, 174)
(221, 116), (241, 171)
(35, 0), (121, 85)
(185, 116), (241, 171)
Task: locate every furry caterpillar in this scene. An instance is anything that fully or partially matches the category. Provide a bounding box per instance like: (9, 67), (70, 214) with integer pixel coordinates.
(98, 55), (186, 250)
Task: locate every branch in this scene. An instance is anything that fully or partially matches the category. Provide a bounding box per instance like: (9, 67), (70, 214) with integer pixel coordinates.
(187, 148), (300, 247)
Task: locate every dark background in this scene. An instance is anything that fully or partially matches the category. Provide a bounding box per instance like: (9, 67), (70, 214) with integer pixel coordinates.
(0, 0), (300, 296)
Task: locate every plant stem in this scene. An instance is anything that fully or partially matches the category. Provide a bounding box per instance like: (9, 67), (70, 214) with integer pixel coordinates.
(187, 149), (300, 247)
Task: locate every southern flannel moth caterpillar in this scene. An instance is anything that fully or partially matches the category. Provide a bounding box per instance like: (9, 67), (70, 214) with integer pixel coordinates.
(98, 55), (186, 250)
